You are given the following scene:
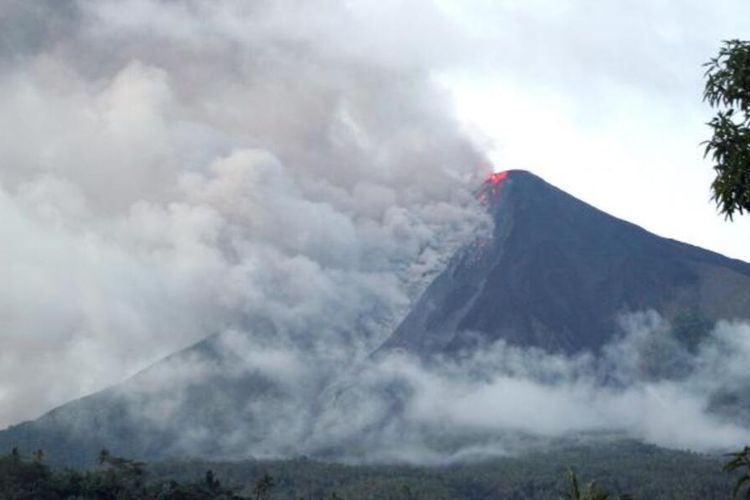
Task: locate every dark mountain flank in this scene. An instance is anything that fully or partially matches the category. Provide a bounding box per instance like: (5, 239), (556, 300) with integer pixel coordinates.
(381, 170), (750, 355)
(0, 327), (322, 466)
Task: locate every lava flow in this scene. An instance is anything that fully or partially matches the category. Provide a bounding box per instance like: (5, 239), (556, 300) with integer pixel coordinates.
(478, 170), (509, 206)
(467, 170), (509, 267)
(486, 171), (508, 185)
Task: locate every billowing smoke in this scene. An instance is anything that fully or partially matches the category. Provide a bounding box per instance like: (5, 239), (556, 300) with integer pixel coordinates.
(0, 0), (489, 428)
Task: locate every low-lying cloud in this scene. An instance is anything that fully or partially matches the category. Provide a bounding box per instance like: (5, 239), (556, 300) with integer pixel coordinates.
(298, 312), (750, 463)
(95, 311), (750, 464)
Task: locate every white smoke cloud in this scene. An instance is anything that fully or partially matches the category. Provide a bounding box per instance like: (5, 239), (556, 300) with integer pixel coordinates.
(96, 311), (750, 464)
(0, 0), (489, 428)
(303, 313), (750, 463)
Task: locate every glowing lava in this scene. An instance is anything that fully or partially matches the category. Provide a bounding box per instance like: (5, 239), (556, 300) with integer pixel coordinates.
(478, 170), (510, 207)
(486, 171), (509, 184)
(469, 170), (509, 266)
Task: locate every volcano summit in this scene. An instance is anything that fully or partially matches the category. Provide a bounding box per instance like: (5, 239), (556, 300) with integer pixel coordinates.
(382, 170), (750, 355)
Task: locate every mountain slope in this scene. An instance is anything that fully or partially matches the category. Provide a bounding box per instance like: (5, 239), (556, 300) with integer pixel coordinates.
(0, 327), (326, 465)
(381, 170), (750, 355)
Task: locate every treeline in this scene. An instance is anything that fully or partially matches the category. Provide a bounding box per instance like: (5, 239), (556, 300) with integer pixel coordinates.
(0, 447), (273, 499)
(148, 442), (735, 500)
(0, 441), (747, 499)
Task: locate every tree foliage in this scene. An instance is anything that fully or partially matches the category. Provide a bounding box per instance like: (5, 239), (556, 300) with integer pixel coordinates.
(0, 448), (262, 499)
(146, 441), (734, 499)
(724, 446), (750, 499)
(0, 442), (742, 499)
(564, 469), (634, 500)
(703, 39), (750, 220)
(253, 472), (274, 500)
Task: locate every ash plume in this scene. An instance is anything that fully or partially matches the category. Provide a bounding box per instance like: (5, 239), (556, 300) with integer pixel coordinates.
(0, 0), (488, 428)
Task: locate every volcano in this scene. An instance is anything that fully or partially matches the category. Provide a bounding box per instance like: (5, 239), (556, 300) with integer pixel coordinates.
(3, 170), (750, 465)
(381, 170), (750, 355)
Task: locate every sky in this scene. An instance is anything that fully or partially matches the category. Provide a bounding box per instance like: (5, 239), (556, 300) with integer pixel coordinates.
(1, 0), (750, 455)
(436, 0), (750, 263)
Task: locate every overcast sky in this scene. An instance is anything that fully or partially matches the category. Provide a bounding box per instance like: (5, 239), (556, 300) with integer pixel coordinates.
(437, 0), (750, 262)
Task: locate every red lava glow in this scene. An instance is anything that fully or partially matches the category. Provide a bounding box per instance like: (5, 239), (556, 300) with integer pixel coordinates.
(470, 171), (509, 265)
(486, 171), (509, 184)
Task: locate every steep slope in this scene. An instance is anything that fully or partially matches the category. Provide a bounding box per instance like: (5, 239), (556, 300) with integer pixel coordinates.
(381, 170), (750, 355)
(0, 326), (328, 465)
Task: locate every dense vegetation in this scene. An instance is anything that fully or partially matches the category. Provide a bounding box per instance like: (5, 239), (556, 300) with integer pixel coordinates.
(0, 446), (266, 499)
(704, 39), (750, 219)
(0, 441), (740, 499)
